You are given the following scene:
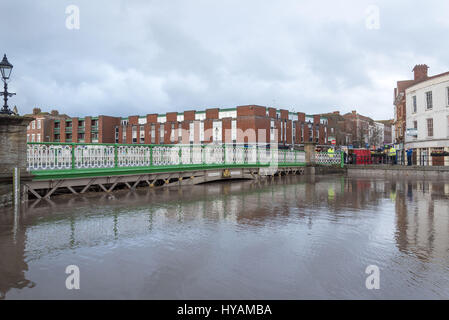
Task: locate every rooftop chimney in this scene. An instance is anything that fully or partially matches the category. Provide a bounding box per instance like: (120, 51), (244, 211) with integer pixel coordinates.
(412, 64), (429, 81)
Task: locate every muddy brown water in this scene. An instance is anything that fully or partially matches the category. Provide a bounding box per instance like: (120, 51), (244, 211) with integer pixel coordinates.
(0, 175), (448, 299)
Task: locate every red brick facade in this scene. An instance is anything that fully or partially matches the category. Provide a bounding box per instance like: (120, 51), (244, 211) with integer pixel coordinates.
(26, 105), (329, 147)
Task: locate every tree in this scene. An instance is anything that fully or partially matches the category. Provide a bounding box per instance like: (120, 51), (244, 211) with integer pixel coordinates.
(368, 124), (383, 148)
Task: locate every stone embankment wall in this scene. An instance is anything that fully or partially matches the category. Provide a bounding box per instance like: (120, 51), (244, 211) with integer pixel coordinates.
(346, 165), (449, 180)
(0, 115), (33, 207)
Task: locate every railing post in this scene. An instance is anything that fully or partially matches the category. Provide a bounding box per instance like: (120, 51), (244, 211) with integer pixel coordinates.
(202, 145), (205, 165)
(256, 144), (259, 166)
(223, 144), (226, 164)
(71, 144), (75, 170)
(340, 151), (344, 168)
(114, 144), (118, 168)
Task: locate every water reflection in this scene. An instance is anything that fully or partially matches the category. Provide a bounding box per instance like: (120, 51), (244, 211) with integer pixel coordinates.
(0, 175), (448, 299)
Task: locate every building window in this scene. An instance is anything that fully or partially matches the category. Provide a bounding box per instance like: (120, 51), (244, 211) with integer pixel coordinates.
(31, 121), (35, 129)
(178, 123), (183, 142)
(78, 133), (85, 142)
(54, 122), (60, 129)
(292, 122), (296, 144)
(66, 121), (72, 128)
(301, 123), (304, 142)
(132, 126), (137, 144)
(170, 123), (175, 143)
(37, 134), (41, 142)
(426, 91), (433, 110)
(92, 119), (98, 127)
(427, 118), (433, 137)
(280, 121), (283, 142)
(413, 120), (417, 129)
(92, 132), (98, 142)
(199, 121), (204, 142)
(151, 124), (155, 144)
(140, 126), (145, 144)
(212, 121), (222, 143)
(115, 127), (119, 143)
(189, 122), (194, 143)
(66, 133), (72, 141)
(284, 120), (287, 142)
(79, 120), (84, 127)
(122, 127), (127, 142)
(27, 134), (30, 142)
(54, 134), (60, 141)
(37, 119), (41, 129)
(31, 134), (35, 142)
(308, 124), (313, 142)
(270, 120), (274, 141)
(232, 120), (237, 142)
(160, 123), (164, 143)
(412, 96), (417, 113)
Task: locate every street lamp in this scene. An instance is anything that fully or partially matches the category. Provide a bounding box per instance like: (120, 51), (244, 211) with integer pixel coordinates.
(0, 54), (16, 115)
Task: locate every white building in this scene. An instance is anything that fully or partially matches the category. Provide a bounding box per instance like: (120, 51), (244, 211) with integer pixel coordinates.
(405, 71), (449, 165)
(370, 122), (384, 148)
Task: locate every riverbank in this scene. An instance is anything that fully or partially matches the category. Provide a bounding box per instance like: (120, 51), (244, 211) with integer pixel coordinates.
(346, 164), (449, 179)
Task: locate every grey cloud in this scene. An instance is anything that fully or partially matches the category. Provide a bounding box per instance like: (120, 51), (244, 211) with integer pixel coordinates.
(1, 0), (448, 120)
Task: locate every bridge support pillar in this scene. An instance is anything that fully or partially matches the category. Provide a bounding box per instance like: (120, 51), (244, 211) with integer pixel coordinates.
(304, 142), (317, 165)
(304, 142), (317, 176)
(0, 115), (33, 208)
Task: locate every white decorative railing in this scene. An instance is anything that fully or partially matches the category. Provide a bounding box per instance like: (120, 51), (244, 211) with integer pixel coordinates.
(75, 145), (115, 169)
(27, 144), (72, 171)
(315, 152), (342, 165)
(26, 143), (308, 172)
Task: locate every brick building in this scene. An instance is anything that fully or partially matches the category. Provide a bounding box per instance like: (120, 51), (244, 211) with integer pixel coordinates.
(393, 64), (430, 145)
(26, 105), (329, 147)
(25, 108), (68, 142)
(320, 110), (393, 148)
(53, 115), (120, 143)
(318, 111), (353, 146)
(114, 105), (329, 147)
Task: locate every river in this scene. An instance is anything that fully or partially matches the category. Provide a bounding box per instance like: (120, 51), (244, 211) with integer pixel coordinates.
(0, 174), (448, 299)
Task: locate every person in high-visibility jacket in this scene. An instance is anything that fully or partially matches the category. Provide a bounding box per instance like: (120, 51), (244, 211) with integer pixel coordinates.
(388, 147), (397, 164)
(328, 147), (335, 158)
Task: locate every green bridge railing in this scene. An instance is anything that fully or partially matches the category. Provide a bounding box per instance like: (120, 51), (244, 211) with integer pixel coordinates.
(27, 142), (308, 180)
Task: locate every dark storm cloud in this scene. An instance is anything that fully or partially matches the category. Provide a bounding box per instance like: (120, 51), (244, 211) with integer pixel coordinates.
(1, 0), (448, 119)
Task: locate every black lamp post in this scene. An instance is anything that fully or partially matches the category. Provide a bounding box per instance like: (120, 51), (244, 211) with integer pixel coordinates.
(0, 54), (16, 115)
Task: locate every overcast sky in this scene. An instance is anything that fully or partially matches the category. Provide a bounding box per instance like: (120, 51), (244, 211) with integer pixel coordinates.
(2, 0), (448, 119)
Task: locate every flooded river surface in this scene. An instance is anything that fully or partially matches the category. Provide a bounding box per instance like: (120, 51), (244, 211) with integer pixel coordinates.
(1, 175), (448, 299)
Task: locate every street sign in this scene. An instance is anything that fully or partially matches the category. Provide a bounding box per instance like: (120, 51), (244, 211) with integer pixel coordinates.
(331, 139), (336, 145)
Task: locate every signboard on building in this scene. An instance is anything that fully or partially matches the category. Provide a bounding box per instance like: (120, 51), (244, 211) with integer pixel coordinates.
(406, 128), (417, 137)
